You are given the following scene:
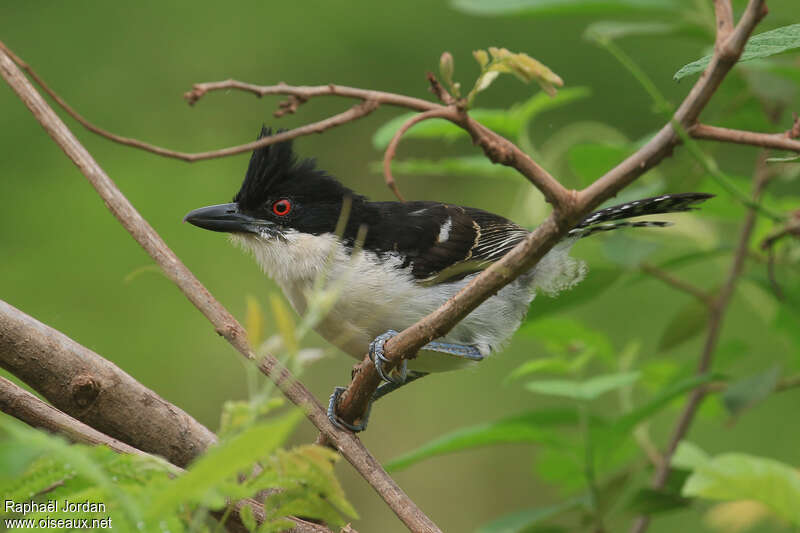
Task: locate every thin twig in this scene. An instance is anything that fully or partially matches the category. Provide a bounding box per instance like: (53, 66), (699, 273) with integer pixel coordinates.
(640, 263), (713, 306)
(383, 108), (452, 201)
(630, 149), (772, 533)
(690, 123), (800, 152)
(0, 49), (440, 533)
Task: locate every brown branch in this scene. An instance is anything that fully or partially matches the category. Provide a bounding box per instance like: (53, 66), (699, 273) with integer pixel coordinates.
(690, 123), (800, 152)
(0, 378), (342, 533)
(332, 0), (768, 432)
(0, 49), (439, 533)
(0, 377), (147, 456)
(382, 108), (453, 201)
(630, 149), (772, 533)
(714, 0), (735, 45)
(0, 298), (216, 467)
(640, 263), (714, 306)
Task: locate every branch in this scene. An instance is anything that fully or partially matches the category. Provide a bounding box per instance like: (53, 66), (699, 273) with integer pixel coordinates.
(383, 108), (453, 201)
(0, 298), (216, 467)
(713, 0), (735, 45)
(690, 123), (800, 152)
(0, 378), (343, 533)
(630, 149), (772, 533)
(0, 377), (146, 456)
(640, 263), (714, 306)
(0, 49), (440, 533)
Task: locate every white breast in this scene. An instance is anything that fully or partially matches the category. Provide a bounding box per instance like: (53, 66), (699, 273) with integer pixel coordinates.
(231, 231), (584, 372)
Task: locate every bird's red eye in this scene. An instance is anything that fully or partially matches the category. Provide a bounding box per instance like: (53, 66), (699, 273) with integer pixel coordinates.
(272, 199), (292, 216)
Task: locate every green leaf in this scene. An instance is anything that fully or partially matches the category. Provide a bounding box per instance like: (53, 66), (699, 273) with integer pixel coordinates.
(584, 21), (680, 41)
(372, 88), (591, 149)
(451, 0), (680, 16)
(722, 365), (781, 417)
(517, 317), (615, 363)
(476, 496), (586, 533)
(767, 154), (800, 163)
(525, 372), (641, 401)
(607, 373), (715, 438)
(626, 488), (691, 515)
(675, 24), (800, 80)
(370, 156), (519, 179)
(677, 442), (800, 525)
(385, 409), (577, 471)
(506, 352), (594, 382)
(657, 299), (708, 352)
(147, 411), (301, 519)
(672, 441), (711, 470)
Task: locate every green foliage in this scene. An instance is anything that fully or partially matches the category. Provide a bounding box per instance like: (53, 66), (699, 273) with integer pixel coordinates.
(525, 372), (641, 401)
(584, 21), (682, 41)
(386, 408), (576, 471)
(468, 47), (564, 104)
(675, 23), (800, 79)
(657, 299), (709, 352)
(722, 365), (781, 418)
(372, 88), (590, 149)
(674, 441), (800, 525)
(0, 411), (356, 533)
(476, 496), (587, 533)
(516, 317), (615, 363)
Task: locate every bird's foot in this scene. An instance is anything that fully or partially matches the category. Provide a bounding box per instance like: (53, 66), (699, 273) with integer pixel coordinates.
(369, 330), (407, 384)
(327, 386), (372, 433)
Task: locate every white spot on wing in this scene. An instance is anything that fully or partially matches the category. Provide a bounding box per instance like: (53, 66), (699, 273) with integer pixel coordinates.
(438, 217), (452, 242)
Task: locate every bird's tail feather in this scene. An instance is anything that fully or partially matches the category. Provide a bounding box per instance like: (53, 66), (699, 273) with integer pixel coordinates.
(569, 192), (713, 239)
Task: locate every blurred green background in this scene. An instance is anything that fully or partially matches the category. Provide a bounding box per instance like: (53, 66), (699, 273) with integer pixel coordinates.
(1, 1), (798, 532)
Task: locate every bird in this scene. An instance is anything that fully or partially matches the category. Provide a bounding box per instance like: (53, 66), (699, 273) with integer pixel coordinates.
(185, 127), (712, 431)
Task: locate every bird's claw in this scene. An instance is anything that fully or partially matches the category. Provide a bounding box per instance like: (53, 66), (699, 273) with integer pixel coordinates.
(327, 386), (371, 433)
(369, 330), (407, 384)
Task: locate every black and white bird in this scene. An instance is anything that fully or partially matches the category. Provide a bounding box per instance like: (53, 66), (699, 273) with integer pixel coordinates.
(185, 127), (712, 430)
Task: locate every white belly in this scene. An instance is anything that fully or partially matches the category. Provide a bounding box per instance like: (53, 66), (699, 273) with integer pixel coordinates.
(233, 231), (583, 373)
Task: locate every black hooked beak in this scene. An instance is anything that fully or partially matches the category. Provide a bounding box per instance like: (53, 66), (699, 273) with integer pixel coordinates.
(183, 203), (279, 236)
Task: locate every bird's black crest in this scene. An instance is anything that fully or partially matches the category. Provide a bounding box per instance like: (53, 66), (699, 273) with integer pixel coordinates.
(233, 127), (359, 211)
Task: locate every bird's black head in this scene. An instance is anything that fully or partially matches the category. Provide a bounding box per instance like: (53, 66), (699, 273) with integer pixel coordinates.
(185, 127), (365, 238)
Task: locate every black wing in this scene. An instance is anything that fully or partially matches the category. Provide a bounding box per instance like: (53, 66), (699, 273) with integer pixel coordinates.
(361, 201), (528, 285)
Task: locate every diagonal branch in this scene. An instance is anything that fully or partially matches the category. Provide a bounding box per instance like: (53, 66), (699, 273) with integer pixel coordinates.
(0, 48), (440, 533)
(640, 263), (714, 306)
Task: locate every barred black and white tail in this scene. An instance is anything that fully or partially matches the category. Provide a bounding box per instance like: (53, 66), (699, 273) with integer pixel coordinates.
(568, 192), (713, 239)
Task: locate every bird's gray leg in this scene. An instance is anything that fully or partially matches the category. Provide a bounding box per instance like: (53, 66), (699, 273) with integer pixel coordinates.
(327, 371), (428, 432)
(370, 330), (484, 384)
